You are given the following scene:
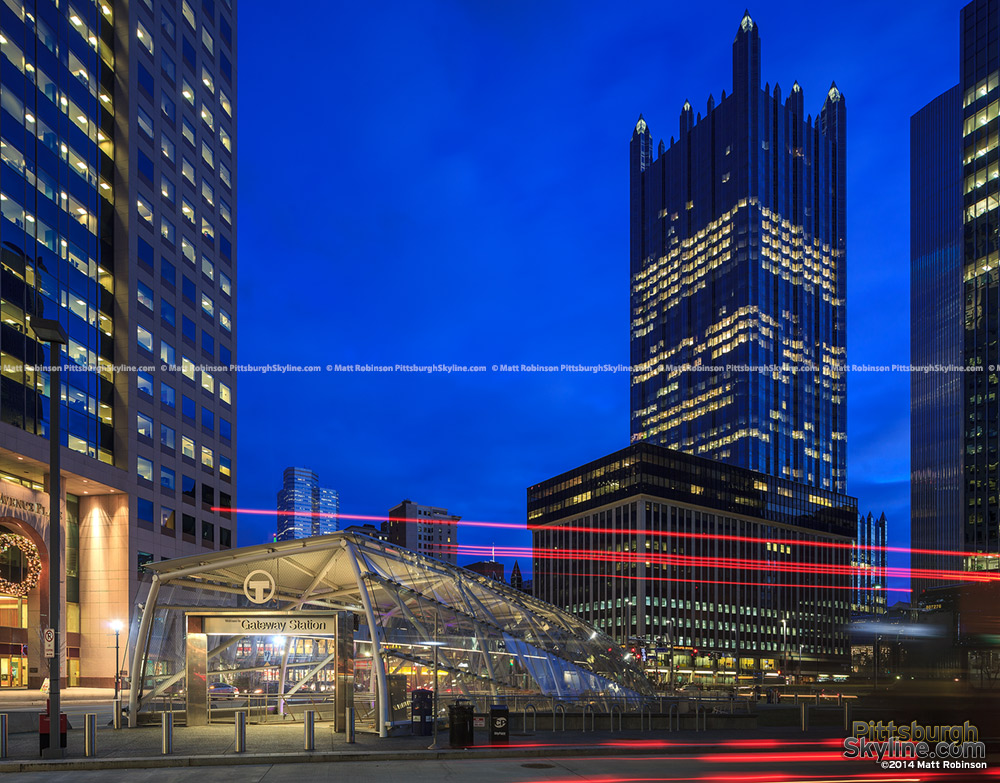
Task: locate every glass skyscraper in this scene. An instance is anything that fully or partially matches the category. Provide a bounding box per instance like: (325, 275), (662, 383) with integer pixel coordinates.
(911, 0), (1000, 596)
(0, 0), (236, 687)
(629, 12), (847, 494)
(276, 467), (339, 540)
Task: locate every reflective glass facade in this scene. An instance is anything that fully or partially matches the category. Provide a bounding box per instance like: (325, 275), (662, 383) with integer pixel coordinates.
(276, 466), (339, 540)
(911, 0), (1000, 596)
(630, 13), (846, 494)
(529, 443), (857, 677)
(960, 0), (1000, 575)
(911, 86), (963, 597)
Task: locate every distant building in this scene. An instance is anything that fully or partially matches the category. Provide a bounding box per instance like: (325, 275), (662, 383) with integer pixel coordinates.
(510, 561), (524, 591)
(852, 512), (887, 617)
(465, 561), (504, 581)
(384, 500), (459, 564)
(276, 467), (339, 541)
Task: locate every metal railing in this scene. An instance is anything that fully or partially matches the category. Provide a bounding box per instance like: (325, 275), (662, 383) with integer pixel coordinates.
(609, 703), (622, 733)
(522, 703), (537, 734)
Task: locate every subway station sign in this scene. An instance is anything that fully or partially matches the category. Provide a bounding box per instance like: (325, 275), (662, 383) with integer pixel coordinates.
(202, 613), (340, 636)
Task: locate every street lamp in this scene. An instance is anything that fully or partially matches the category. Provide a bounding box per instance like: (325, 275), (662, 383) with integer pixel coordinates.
(33, 317), (66, 760)
(110, 620), (124, 701)
(780, 615), (788, 683)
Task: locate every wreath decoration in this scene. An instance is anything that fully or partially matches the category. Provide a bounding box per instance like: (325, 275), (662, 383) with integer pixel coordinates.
(0, 533), (42, 597)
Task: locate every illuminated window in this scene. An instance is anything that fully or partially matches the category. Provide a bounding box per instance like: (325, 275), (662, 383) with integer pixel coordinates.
(201, 294), (214, 318)
(220, 199), (231, 226)
(181, 435), (195, 459)
(182, 118), (195, 146)
(219, 308), (231, 332)
(219, 126), (231, 154)
(161, 174), (175, 203)
(137, 456), (153, 481)
(182, 236), (196, 264)
(219, 382), (232, 404)
(219, 89), (231, 117)
(137, 281), (154, 310)
(181, 0), (195, 28)
(137, 371), (153, 396)
(201, 103), (214, 131)
(182, 77), (195, 106)
(202, 216), (214, 241)
(201, 370), (214, 393)
(137, 412), (154, 438)
(160, 339), (175, 365)
(181, 198), (195, 225)
(161, 506), (175, 530)
(161, 216), (175, 243)
(202, 28), (213, 55)
(220, 161), (231, 189)
(220, 455), (231, 479)
(182, 356), (195, 381)
(161, 134), (175, 162)
(201, 141), (213, 168)
(137, 21), (153, 55)
(201, 66), (214, 93)
(137, 106), (154, 139)
(137, 197), (153, 223)
(201, 446), (214, 469)
(202, 180), (214, 206)
(201, 256), (214, 279)
(137, 325), (153, 352)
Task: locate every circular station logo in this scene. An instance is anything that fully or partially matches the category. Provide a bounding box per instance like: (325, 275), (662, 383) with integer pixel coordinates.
(243, 570), (276, 604)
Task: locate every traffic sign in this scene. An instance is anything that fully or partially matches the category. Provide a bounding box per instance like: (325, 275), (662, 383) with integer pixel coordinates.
(43, 628), (55, 658)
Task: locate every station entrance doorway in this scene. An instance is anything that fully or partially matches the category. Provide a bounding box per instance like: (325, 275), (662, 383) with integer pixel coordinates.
(183, 610), (354, 728)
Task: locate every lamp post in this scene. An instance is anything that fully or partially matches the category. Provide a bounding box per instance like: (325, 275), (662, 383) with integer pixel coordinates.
(422, 616), (446, 751)
(33, 317), (67, 760)
(780, 615), (788, 683)
(110, 620), (124, 701)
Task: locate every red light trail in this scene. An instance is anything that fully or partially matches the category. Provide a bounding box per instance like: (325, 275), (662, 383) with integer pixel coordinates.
(212, 506), (999, 564)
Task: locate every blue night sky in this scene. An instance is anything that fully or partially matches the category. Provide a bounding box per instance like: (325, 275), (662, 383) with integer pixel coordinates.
(234, 1), (962, 594)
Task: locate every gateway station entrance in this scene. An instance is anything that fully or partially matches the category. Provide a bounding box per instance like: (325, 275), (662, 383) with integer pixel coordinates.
(127, 533), (653, 734)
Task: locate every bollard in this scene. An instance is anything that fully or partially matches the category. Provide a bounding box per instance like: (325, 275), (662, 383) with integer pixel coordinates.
(161, 712), (173, 755)
(800, 703), (809, 732)
(837, 693), (843, 707)
(842, 702), (851, 732)
(112, 699), (122, 730)
(304, 710), (315, 751)
(235, 710), (247, 753)
(84, 713), (97, 757)
(345, 706), (355, 744)
(0, 714), (7, 759)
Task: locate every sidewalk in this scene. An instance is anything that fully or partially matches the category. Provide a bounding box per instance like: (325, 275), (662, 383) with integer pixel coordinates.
(0, 688), (115, 709)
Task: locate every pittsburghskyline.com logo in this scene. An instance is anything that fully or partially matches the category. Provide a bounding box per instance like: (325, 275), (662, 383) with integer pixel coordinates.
(843, 720), (987, 771)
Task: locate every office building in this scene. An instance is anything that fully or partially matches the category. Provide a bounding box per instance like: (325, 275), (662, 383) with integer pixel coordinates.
(384, 499), (459, 565)
(911, 0), (1000, 597)
(629, 12), (847, 494)
(852, 511), (887, 617)
(530, 443), (857, 681)
(464, 560), (504, 581)
(0, 0), (236, 687)
(276, 467), (339, 541)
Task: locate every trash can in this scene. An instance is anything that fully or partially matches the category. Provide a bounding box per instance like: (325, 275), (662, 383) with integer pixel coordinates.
(38, 712), (68, 755)
(489, 705), (509, 745)
(411, 688), (433, 736)
(448, 702), (474, 748)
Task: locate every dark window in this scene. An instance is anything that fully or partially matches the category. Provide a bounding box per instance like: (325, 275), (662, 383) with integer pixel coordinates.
(203, 0), (215, 17)
(202, 520), (214, 543)
(220, 345), (231, 365)
(137, 150), (154, 183)
(220, 17), (231, 46)
(220, 417), (231, 441)
(161, 382), (176, 408)
(162, 52), (176, 82)
(138, 238), (154, 267)
(202, 330), (214, 357)
(219, 491), (231, 516)
(182, 36), (196, 67)
(220, 53), (232, 82)
(162, 8), (176, 39)
(161, 91), (176, 121)
(182, 513), (196, 536)
(183, 315), (196, 342)
(182, 276), (196, 303)
(162, 300), (176, 326)
(201, 407), (214, 431)
(220, 236), (231, 259)
(202, 484), (214, 507)
(183, 395), (195, 419)
(138, 497), (154, 523)
(219, 527), (231, 548)
(182, 475), (196, 501)
(138, 63), (154, 95)
(161, 258), (176, 286)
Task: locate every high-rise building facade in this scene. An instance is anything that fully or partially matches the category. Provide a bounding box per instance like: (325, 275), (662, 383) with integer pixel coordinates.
(0, 0), (236, 687)
(384, 499), (459, 565)
(630, 12), (847, 494)
(911, 0), (1000, 596)
(276, 467), (338, 540)
(851, 511), (887, 617)
(529, 443), (857, 680)
(911, 86), (963, 598)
